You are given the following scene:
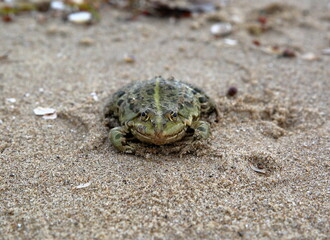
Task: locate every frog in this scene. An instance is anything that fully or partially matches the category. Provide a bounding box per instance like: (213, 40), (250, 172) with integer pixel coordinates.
(103, 76), (218, 153)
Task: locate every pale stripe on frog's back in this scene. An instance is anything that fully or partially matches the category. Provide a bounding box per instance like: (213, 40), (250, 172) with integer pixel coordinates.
(153, 78), (163, 130)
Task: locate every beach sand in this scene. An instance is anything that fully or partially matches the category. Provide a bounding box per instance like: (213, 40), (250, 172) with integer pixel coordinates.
(0, 0), (329, 239)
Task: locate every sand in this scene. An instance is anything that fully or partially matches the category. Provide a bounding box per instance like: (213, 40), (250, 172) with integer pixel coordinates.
(0, 0), (329, 239)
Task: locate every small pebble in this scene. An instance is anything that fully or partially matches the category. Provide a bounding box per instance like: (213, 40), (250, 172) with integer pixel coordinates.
(210, 23), (232, 37)
(281, 49), (296, 58)
(301, 52), (319, 61)
(252, 40), (261, 46)
(123, 54), (135, 63)
(6, 98), (16, 103)
(71, 0), (85, 4)
(50, 1), (66, 10)
(322, 48), (330, 55)
(79, 37), (95, 46)
(257, 16), (267, 25)
(90, 92), (99, 101)
(227, 87), (238, 97)
(68, 12), (92, 24)
(2, 15), (13, 23)
(36, 2), (51, 12)
(223, 38), (237, 46)
(247, 24), (263, 36)
(261, 45), (281, 55)
(190, 21), (202, 30)
(231, 15), (243, 24)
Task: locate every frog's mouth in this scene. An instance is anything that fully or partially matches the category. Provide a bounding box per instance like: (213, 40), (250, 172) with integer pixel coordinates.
(133, 127), (187, 145)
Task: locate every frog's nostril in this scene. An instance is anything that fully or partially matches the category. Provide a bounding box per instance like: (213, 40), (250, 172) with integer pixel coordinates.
(154, 128), (163, 135)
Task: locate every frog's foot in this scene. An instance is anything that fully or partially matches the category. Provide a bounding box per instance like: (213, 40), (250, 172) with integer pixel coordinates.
(191, 120), (211, 140)
(109, 127), (135, 153)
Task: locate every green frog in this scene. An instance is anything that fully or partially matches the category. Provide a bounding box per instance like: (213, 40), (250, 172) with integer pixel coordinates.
(104, 76), (218, 153)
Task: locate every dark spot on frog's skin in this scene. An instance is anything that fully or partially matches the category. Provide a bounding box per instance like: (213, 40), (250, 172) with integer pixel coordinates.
(173, 99), (180, 104)
(179, 103), (184, 109)
(191, 89), (197, 95)
(193, 87), (203, 94)
(117, 99), (124, 106)
(184, 94), (189, 99)
(167, 93), (176, 98)
(115, 134), (122, 140)
(162, 103), (169, 108)
(184, 101), (193, 108)
(197, 127), (206, 132)
(129, 103), (136, 111)
(146, 89), (155, 95)
(199, 97), (208, 103)
(166, 85), (175, 90)
(116, 91), (125, 98)
(128, 97), (136, 103)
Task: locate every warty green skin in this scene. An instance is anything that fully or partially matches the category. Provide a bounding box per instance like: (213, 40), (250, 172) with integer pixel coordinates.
(104, 76), (217, 153)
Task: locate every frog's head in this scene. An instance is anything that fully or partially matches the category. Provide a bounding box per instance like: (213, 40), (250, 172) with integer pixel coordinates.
(129, 109), (188, 145)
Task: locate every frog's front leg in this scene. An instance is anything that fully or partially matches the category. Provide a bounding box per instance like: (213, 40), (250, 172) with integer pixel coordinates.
(191, 120), (211, 140)
(109, 126), (135, 153)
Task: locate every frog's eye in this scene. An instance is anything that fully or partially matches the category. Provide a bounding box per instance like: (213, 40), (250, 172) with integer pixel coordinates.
(141, 111), (149, 121)
(169, 111), (178, 121)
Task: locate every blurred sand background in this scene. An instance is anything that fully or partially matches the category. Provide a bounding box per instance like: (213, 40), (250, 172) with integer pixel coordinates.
(0, 0), (329, 239)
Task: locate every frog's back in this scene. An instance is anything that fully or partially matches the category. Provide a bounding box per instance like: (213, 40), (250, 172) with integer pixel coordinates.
(105, 76), (210, 124)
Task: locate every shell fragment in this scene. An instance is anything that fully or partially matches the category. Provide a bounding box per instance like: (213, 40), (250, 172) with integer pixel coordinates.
(75, 182), (91, 189)
(210, 23), (233, 37)
(34, 107), (57, 120)
(34, 107), (56, 116)
(68, 12), (92, 24)
(6, 98), (16, 103)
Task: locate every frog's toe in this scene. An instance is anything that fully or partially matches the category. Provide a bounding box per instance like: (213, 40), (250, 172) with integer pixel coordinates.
(193, 121), (211, 140)
(109, 127), (134, 153)
(123, 145), (135, 154)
